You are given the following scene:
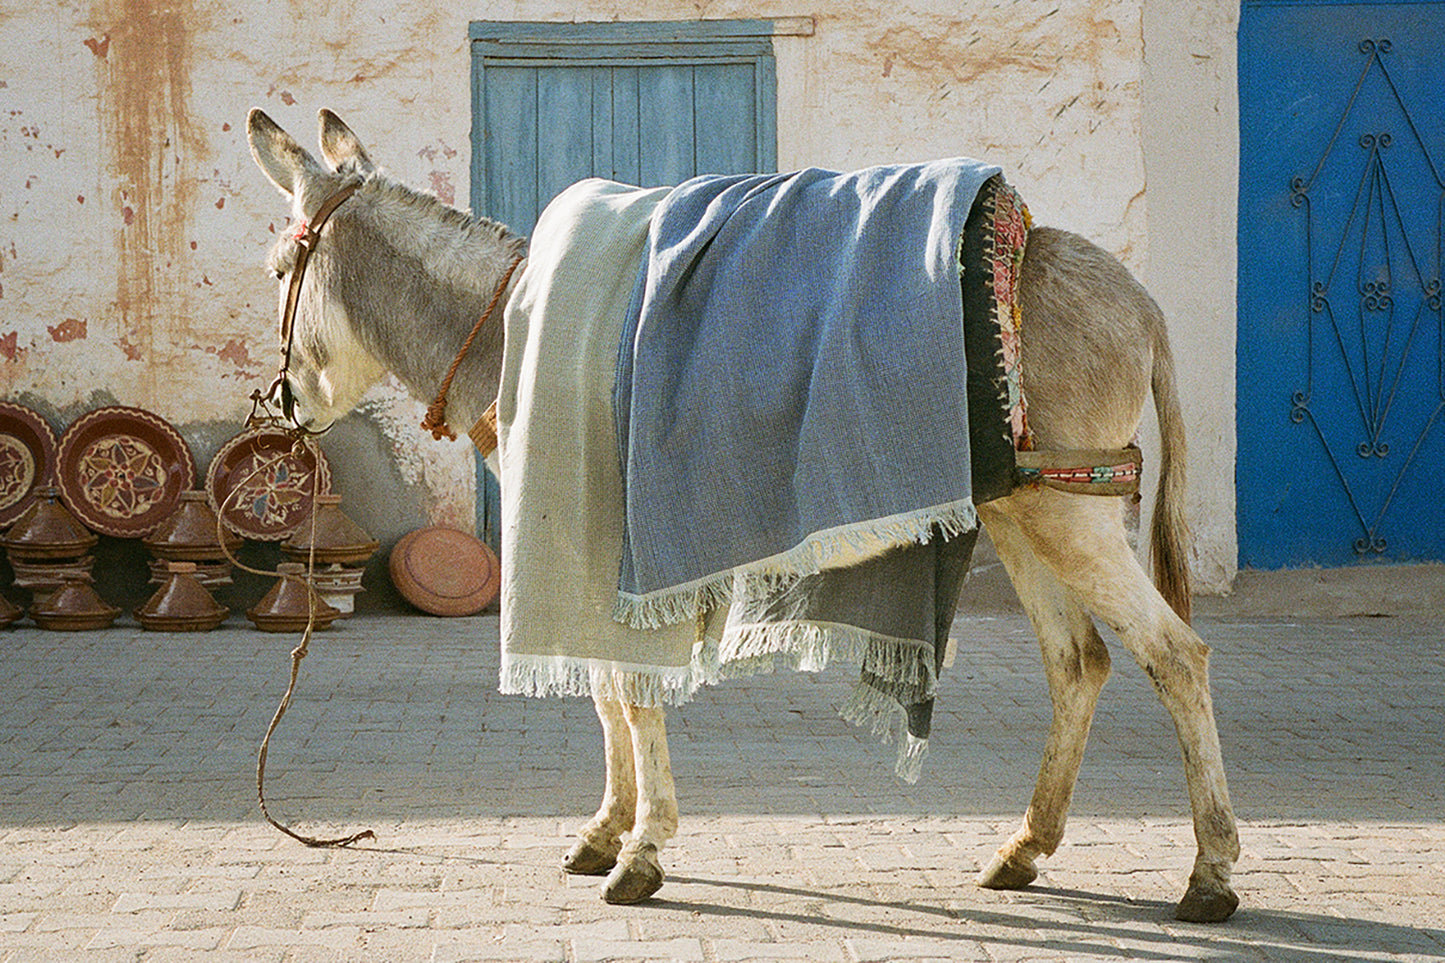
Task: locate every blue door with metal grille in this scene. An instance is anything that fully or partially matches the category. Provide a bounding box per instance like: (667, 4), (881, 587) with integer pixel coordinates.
(1238, 2), (1445, 567)
(468, 21), (779, 543)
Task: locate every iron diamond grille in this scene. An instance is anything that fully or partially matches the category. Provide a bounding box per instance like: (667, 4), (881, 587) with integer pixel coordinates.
(1287, 38), (1445, 556)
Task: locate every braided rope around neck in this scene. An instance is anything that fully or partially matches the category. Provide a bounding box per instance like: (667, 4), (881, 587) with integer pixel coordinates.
(421, 254), (524, 442)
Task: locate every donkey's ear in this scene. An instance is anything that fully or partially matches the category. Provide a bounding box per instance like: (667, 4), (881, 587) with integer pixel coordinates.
(318, 109), (376, 176)
(247, 108), (327, 198)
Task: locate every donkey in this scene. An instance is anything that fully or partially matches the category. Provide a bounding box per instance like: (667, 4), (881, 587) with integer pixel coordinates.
(246, 108), (1240, 923)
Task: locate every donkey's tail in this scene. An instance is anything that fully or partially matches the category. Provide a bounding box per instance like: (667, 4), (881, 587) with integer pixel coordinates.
(1148, 314), (1193, 624)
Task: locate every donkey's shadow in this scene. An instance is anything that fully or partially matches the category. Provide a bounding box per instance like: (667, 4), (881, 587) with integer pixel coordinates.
(659, 873), (1439, 963)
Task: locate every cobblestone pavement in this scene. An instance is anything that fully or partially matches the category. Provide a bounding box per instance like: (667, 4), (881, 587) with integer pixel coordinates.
(1, 605), (1442, 961)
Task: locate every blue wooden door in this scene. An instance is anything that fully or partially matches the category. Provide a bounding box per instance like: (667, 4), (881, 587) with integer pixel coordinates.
(470, 21), (778, 235)
(468, 21), (779, 544)
(1238, 2), (1445, 568)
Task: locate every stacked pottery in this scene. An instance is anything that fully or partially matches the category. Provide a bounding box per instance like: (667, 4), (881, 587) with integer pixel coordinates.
(247, 562), (340, 632)
(135, 561), (230, 632)
(0, 591), (20, 628)
(279, 494), (378, 616)
(30, 575), (120, 631)
(142, 489), (242, 590)
(0, 486), (99, 607)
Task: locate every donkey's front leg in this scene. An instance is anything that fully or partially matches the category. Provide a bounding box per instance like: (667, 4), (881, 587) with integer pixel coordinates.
(564, 695), (637, 876)
(602, 702), (678, 904)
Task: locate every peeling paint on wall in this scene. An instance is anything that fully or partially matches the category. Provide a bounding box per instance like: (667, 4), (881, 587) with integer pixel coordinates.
(94, 0), (209, 371)
(47, 319), (88, 343)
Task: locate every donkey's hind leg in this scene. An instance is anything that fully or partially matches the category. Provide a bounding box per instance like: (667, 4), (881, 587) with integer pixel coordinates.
(564, 695), (637, 876)
(976, 502), (1113, 891)
(1012, 489), (1239, 922)
(601, 702), (678, 904)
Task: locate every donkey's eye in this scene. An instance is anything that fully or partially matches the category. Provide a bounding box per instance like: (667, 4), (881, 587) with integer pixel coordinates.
(274, 270), (285, 280)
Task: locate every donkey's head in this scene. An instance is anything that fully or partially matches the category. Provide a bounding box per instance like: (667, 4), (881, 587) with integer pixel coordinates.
(246, 108), (391, 430)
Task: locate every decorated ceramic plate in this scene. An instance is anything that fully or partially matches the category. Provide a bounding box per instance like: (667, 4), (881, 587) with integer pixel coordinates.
(55, 406), (197, 538)
(206, 425), (332, 540)
(0, 402), (59, 529)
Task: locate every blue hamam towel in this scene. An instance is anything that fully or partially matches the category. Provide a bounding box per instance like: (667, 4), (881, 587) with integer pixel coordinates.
(611, 161), (1017, 779)
(614, 159), (1001, 622)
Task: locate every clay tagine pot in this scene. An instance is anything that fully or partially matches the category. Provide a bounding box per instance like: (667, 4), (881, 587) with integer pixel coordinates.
(0, 592), (21, 628)
(135, 561), (229, 631)
(280, 494), (379, 566)
(8, 555), (95, 606)
(147, 556), (232, 588)
(246, 562), (341, 633)
(29, 577), (120, 631)
(1, 486), (98, 560)
(143, 489), (243, 561)
(307, 563), (365, 617)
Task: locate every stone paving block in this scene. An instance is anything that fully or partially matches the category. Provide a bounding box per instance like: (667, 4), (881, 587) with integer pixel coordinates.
(431, 933), (569, 962)
(86, 925), (232, 951)
(3, 947), (139, 963)
(227, 924), (364, 951)
(709, 938), (831, 961)
(111, 888), (243, 913)
(571, 936), (705, 962)
(144, 951), (288, 963)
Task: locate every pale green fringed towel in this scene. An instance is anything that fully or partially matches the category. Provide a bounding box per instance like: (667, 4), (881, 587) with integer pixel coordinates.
(496, 180), (705, 708)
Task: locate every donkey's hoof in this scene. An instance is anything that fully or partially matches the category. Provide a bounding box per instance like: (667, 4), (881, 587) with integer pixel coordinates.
(1174, 882), (1239, 923)
(563, 837), (619, 876)
(976, 851), (1038, 890)
(601, 844), (664, 904)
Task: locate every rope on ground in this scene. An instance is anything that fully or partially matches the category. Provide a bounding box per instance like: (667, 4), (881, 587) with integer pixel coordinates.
(216, 418), (375, 848)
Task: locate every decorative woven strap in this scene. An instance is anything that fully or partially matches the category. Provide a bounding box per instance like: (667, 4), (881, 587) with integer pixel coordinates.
(1016, 444), (1142, 496)
(421, 255), (524, 441)
(468, 401), (499, 456)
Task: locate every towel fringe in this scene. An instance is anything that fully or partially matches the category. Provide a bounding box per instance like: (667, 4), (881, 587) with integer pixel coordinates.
(502, 620), (935, 781)
(615, 499), (979, 630)
(499, 639), (723, 708)
(839, 683), (931, 784)
(720, 620), (937, 690)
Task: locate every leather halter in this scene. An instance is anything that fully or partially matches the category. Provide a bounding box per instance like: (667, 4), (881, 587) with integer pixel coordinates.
(263, 181), (360, 429)
(263, 180), (517, 455)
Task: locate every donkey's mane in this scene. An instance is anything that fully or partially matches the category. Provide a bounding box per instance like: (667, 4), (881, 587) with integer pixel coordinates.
(365, 175), (516, 247)
(349, 173), (526, 296)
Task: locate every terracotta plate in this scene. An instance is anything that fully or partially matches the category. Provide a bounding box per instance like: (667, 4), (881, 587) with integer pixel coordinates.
(207, 425), (331, 540)
(0, 402), (59, 528)
(55, 406), (197, 538)
(390, 527), (500, 616)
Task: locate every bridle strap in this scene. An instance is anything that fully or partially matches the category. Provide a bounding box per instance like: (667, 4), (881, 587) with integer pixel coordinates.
(421, 253), (524, 442)
(265, 182), (361, 425)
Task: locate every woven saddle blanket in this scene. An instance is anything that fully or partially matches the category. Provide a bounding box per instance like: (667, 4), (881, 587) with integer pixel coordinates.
(498, 168), (1030, 781)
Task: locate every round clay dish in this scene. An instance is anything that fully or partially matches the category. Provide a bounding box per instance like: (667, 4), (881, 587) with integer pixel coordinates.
(55, 406), (196, 538)
(389, 527), (500, 616)
(0, 402), (59, 528)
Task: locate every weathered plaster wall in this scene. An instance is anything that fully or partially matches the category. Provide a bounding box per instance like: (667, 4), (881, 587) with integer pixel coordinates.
(1, 1), (1238, 593)
(1141, 0), (1240, 592)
